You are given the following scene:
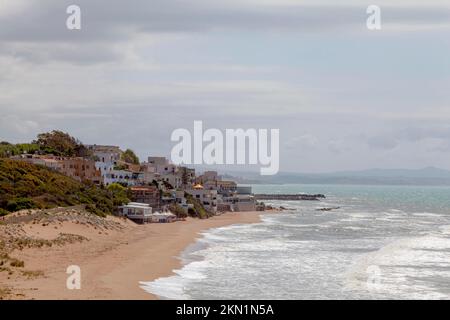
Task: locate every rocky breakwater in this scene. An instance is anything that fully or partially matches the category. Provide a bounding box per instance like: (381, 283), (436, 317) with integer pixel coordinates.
(255, 194), (325, 201)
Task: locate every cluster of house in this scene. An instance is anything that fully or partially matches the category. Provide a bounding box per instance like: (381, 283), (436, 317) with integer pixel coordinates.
(12, 144), (263, 224)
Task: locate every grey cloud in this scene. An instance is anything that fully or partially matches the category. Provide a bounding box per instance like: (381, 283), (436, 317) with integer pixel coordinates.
(0, 42), (124, 65)
(0, 1), (449, 63)
(367, 126), (450, 151)
(328, 139), (350, 154)
(397, 127), (450, 142)
(367, 135), (398, 150)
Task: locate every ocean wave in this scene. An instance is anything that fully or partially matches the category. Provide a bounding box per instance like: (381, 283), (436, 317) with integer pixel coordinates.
(344, 231), (450, 299)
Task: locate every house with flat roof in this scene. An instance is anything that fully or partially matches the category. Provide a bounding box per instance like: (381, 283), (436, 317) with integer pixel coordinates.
(130, 186), (161, 210)
(117, 202), (152, 224)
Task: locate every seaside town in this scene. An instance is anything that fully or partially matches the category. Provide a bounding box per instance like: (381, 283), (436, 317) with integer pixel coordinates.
(0, 131), (316, 300)
(2, 132), (266, 224)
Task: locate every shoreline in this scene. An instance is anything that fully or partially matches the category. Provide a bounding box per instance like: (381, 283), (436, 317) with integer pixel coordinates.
(142, 211), (264, 300)
(3, 210), (264, 300)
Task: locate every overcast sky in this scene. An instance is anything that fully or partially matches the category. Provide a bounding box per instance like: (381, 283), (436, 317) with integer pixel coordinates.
(0, 0), (449, 173)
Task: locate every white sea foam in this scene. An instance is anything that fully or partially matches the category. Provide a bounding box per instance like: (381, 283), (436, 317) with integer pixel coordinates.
(344, 232), (450, 299)
(140, 277), (190, 300)
(141, 184), (450, 300)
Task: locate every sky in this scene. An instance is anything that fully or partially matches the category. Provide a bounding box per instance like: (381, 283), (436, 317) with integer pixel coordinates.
(0, 0), (449, 173)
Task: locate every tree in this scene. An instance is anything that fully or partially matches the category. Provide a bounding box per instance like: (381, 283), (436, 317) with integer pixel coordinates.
(33, 130), (90, 157)
(0, 143), (40, 158)
(121, 149), (139, 164)
(107, 183), (131, 206)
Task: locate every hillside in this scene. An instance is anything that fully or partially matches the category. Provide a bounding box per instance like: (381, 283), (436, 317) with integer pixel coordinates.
(0, 159), (127, 217)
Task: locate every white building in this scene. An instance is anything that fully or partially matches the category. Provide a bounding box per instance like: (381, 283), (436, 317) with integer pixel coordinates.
(117, 202), (176, 223)
(147, 156), (178, 175)
(103, 169), (143, 186)
(145, 156), (184, 188)
(87, 145), (121, 163)
(220, 194), (256, 212)
(117, 202), (152, 223)
(186, 184), (218, 213)
(149, 212), (177, 223)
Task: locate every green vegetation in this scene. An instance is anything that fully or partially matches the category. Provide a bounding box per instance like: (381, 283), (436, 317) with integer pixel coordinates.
(185, 193), (213, 219)
(0, 142), (40, 158)
(0, 287), (11, 300)
(0, 208), (9, 217)
(9, 258), (24, 268)
(113, 164), (128, 170)
(1, 131), (92, 159)
(107, 183), (131, 207)
(169, 203), (187, 218)
(0, 159), (130, 217)
(33, 130), (91, 157)
(121, 148), (139, 164)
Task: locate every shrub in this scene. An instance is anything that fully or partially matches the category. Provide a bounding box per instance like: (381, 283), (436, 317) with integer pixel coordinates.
(10, 259), (25, 268)
(169, 203), (187, 218)
(120, 149), (139, 164)
(0, 208), (9, 217)
(6, 198), (37, 211)
(0, 159), (125, 216)
(185, 194), (212, 219)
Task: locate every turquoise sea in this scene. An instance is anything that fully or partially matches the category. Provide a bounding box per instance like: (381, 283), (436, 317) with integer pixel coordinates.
(142, 184), (450, 299)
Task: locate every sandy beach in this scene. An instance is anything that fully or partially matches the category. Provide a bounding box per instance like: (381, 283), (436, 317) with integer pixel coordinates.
(0, 209), (263, 300)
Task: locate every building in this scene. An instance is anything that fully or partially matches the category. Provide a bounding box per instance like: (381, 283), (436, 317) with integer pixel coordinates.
(13, 154), (102, 184)
(87, 145), (121, 163)
(130, 186), (161, 210)
(220, 194), (256, 212)
(236, 185), (252, 195)
(204, 180), (237, 195)
(179, 167), (196, 187)
(196, 170), (218, 184)
(170, 190), (194, 213)
(149, 212), (177, 223)
(102, 169), (142, 186)
(117, 202), (176, 224)
(117, 202), (152, 224)
(13, 154), (62, 171)
(147, 156), (169, 166)
(161, 172), (183, 189)
(145, 156), (185, 188)
(88, 145), (124, 185)
(186, 184), (218, 213)
(59, 157), (103, 184)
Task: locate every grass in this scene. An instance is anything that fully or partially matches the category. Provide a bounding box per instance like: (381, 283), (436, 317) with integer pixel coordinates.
(185, 194), (213, 219)
(9, 259), (24, 268)
(0, 159), (129, 216)
(21, 270), (44, 279)
(0, 287), (11, 300)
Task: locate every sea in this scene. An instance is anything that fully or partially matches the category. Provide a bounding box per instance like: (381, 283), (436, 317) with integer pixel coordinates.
(140, 184), (450, 300)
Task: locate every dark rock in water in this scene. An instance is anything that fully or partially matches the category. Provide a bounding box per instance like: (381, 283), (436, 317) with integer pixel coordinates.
(255, 194), (326, 201)
(279, 206), (296, 210)
(316, 207), (341, 212)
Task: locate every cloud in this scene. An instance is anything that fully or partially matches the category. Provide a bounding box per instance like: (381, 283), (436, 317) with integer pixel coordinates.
(366, 126), (450, 151)
(0, 1), (449, 171)
(0, 1), (448, 64)
(284, 134), (319, 150)
(0, 115), (39, 138)
(328, 139), (350, 154)
(367, 136), (398, 150)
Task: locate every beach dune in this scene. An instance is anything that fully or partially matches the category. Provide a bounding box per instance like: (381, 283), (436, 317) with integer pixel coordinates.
(1, 210), (262, 300)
